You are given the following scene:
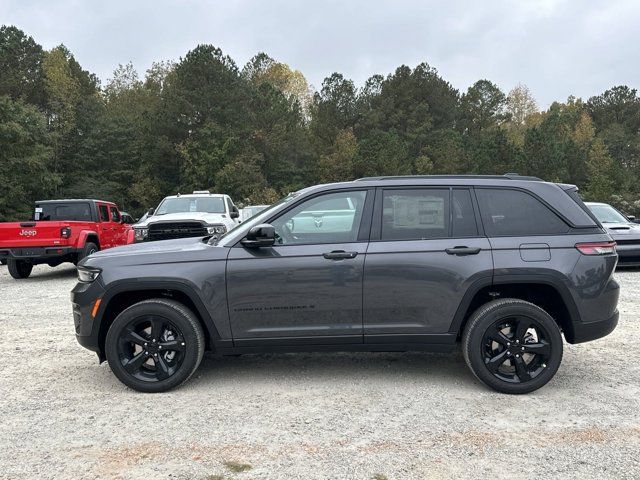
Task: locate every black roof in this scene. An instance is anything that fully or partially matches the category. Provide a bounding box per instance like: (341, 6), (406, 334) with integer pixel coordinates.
(35, 199), (115, 204)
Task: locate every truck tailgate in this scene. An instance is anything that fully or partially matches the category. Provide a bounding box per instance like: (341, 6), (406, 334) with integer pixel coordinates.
(0, 222), (68, 248)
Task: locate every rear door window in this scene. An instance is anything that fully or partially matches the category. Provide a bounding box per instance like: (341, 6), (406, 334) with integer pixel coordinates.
(381, 189), (449, 241)
(476, 188), (569, 236)
(452, 189), (478, 237)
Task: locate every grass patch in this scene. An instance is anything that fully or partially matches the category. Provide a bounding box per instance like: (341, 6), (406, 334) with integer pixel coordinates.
(223, 461), (252, 473)
(373, 475), (389, 480)
(205, 475), (225, 480)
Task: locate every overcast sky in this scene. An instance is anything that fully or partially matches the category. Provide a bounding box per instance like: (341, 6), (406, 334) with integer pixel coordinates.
(2, 0), (639, 107)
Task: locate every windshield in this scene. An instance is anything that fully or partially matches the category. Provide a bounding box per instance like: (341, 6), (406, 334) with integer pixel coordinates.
(211, 193), (298, 245)
(589, 204), (629, 224)
(156, 197), (225, 215)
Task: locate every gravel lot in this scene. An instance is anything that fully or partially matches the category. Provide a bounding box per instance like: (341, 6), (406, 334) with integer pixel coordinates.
(1, 264), (639, 480)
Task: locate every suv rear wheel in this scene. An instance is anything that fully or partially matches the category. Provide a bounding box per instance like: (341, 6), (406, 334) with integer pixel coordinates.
(7, 259), (33, 279)
(462, 298), (563, 394)
(105, 299), (205, 393)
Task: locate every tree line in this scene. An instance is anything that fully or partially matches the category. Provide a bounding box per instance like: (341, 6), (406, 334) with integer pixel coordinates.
(1, 25), (639, 221)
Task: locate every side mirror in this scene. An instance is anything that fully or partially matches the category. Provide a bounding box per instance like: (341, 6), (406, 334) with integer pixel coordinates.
(148, 208), (155, 216)
(230, 210), (239, 219)
(241, 224), (275, 248)
(627, 215), (636, 222)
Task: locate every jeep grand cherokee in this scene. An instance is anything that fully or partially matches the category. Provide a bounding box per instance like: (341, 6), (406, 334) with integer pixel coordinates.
(71, 175), (620, 394)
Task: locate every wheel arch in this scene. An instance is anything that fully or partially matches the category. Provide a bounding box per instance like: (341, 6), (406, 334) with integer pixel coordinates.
(451, 274), (581, 343)
(96, 280), (222, 361)
(79, 230), (100, 250)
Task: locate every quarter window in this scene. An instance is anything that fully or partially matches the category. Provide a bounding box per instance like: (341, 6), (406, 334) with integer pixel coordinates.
(381, 189), (449, 241)
(272, 191), (367, 245)
(476, 188), (569, 236)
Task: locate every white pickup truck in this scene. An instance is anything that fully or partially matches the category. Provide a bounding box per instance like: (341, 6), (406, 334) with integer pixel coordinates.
(131, 191), (241, 243)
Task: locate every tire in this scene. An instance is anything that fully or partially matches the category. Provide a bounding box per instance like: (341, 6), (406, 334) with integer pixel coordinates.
(77, 242), (99, 263)
(7, 259), (33, 279)
(105, 298), (205, 393)
(462, 298), (563, 394)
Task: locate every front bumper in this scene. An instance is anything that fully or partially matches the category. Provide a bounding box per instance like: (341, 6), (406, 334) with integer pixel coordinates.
(71, 278), (106, 360)
(616, 244), (640, 266)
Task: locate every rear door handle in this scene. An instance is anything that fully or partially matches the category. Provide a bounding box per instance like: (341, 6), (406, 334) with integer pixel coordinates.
(323, 250), (358, 260)
(445, 246), (481, 256)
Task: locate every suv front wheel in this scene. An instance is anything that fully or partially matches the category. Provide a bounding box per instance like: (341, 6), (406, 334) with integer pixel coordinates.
(105, 299), (205, 393)
(462, 298), (563, 394)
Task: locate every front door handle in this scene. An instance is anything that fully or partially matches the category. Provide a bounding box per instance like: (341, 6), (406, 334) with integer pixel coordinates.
(323, 250), (358, 260)
(445, 246), (481, 256)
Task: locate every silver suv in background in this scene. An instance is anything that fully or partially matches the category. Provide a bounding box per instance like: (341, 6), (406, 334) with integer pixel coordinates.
(586, 201), (640, 266)
(132, 191), (240, 243)
(73, 175), (620, 394)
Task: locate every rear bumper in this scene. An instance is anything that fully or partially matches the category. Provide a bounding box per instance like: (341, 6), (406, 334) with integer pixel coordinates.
(0, 246), (78, 263)
(568, 310), (619, 344)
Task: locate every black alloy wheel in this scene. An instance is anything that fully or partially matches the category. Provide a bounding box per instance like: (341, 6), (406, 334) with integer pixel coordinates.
(481, 315), (552, 384)
(105, 299), (205, 392)
(462, 298), (563, 394)
(117, 315), (187, 382)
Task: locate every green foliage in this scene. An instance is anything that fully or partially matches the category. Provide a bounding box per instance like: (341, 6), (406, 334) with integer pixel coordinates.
(0, 95), (58, 220)
(1, 24), (639, 220)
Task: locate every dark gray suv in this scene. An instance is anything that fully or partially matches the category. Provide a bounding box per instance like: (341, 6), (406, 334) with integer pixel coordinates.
(72, 175), (620, 394)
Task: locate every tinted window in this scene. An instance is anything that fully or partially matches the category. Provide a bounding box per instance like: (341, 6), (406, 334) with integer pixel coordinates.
(35, 203), (92, 221)
(476, 189), (569, 236)
(156, 197), (225, 214)
(452, 189), (478, 237)
(272, 191), (367, 245)
(110, 206), (121, 222)
(382, 189), (449, 240)
(98, 205), (110, 222)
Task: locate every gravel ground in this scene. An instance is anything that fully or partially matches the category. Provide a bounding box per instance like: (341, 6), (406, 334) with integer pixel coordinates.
(0, 264), (639, 480)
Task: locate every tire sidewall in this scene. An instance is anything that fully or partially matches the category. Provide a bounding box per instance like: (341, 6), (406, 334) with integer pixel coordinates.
(79, 242), (99, 262)
(8, 259), (33, 279)
(464, 300), (563, 394)
(105, 300), (203, 393)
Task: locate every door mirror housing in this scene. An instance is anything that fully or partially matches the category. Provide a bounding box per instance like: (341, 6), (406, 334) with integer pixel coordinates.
(147, 207), (155, 216)
(241, 224), (276, 248)
(230, 207), (240, 219)
(627, 214), (636, 222)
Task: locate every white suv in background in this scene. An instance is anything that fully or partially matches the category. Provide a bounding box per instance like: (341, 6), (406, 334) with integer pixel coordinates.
(133, 191), (240, 243)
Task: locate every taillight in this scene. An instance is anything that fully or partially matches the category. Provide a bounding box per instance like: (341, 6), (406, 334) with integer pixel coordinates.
(575, 242), (616, 255)
(60, 227), (72, 238)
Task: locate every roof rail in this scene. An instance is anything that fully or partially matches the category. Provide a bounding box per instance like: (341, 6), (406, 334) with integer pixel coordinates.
(355, 174), (543, 181)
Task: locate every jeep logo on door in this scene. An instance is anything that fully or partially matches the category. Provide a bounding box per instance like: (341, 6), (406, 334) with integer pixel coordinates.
(19, 229), (37, 237)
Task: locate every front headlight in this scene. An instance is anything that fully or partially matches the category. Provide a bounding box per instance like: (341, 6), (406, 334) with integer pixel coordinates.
(77, 266), (101, 283)
(206, 225), (227, 235)
(134, 228), (148, 241)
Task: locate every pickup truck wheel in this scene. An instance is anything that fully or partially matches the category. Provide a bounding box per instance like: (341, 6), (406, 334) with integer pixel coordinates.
(462, 298), (563, 394)
(77, 242), (99, 263)
(7, 259), (33, 279)
(105, 299), (205, 393)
